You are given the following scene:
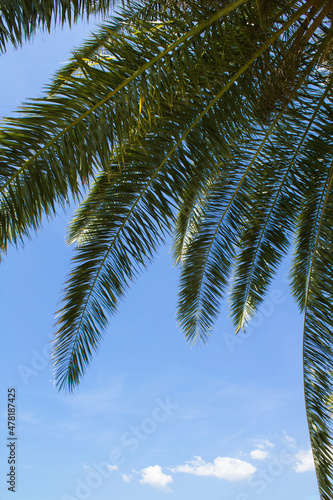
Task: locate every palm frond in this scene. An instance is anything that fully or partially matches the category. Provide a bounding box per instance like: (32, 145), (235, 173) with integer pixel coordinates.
(302, 162), (333, 500)
(231, 74), (333, 332)
(0, 0), (247, 256)
(53, 125), (191, 390)
(0, 0), (119, 53)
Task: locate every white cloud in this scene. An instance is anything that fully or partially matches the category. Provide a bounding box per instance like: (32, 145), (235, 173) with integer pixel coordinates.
(257, 439), (274, 450)
(121, 473), (132, 483)
(171, 456), (256, 482)
(293, 449), (315, 473)
(108, 465), (119, 471)
(140, 465), (173, 492)
(250, 449), (269, 461)
(284, 433), (296, 448)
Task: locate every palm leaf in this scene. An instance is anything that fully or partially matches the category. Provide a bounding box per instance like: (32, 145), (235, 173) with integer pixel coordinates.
(0, 0), (247, 255)
(3, 1), (333, 496)
(0, 0), (118, 53)
(302, 164), (333, 500)
(53, 117), (196, 389)
(231, 74), (333, 332)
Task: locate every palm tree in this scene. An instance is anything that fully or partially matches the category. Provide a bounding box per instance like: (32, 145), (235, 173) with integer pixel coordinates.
(1, 0), (333, 497)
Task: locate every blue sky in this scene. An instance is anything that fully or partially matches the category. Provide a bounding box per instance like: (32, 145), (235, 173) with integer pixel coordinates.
(0, 9), (320, 500)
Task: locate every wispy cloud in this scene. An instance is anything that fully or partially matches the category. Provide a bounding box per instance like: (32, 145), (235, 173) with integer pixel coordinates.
(293, 449), (315, 473)
(171, 456), (256, 482)
(284, 433), (296, 448)
(140, 465), (173, 493)
(19, 412), (40, 425)
(257, 439), (274, 450)
(250, 449), (269, 460)
(249, 439), (274, 460)
(121, 473), (132, 483)
(108, 465), (119, 472)
(64, 379), (123, 416)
